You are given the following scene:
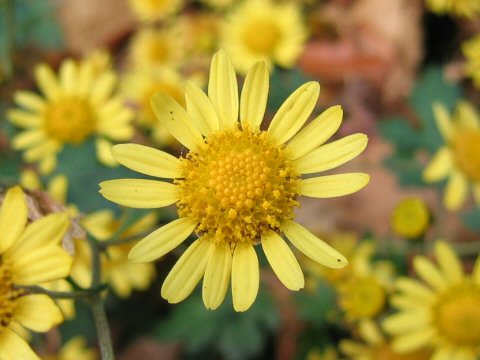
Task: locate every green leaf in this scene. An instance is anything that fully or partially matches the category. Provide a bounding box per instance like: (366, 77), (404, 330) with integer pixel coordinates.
(295, 281), (336, 327)
(462, 207), (480, 231)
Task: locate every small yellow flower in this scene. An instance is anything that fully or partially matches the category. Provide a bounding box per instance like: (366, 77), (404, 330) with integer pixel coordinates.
(426, 0), (480, 18)
(100, 50), (369, 311)
(8, 58), (134, 174)
(71, 210), (157, 298)
(423, 101), (480, 211)
(383, 241), (480, 359)
(462, 34), (480, 89)
(0, 186), (72, 359)
(127, 0), (182, 22)
(391, 197), (430, 240)
(220, 0), (307, 74)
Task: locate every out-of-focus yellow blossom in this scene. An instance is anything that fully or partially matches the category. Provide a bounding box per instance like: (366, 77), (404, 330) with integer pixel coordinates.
(0, 186), (72, 359)
(383, 241), (480, 360)
(129, 27), (183, 72)
(391, 197), (430, 240)
(8, 58), (134, 174)
(423, 101), (480, 211)
(426, 0), (480, 18)
(127, 0), (182, 22)
(71, 210), (157, 298)
(340, 320), (432, 360)
(100, 49), (369, 311)
(462, 34), (480, 89)
(41, 336), (98, 360)
(219, 0), (307, 74)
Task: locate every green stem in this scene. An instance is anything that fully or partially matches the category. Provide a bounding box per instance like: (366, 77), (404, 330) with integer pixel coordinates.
(15, 285), (100, 299)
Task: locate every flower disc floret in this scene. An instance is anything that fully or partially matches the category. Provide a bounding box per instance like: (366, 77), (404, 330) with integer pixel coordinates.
(0, 263), (21, 330)
(177, 128), (299, 245)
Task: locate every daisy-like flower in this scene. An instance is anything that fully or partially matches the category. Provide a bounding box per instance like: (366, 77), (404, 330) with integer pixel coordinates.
(71, 210), (157, 298)
(383, 241), (480, 359)
(341, 320), (432, 360)
(8, 58), (134, 174)
(127, 0), (182, 23)
(426, 0), (480, 18)
(219, 0), (307, 74)
(0, 186), (72, 359)
(462, 34), (480, 89)
(100, 50), (369, 311)
(422, 101), (480, 211)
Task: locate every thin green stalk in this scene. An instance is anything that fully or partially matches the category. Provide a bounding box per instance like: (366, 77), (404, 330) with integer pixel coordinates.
(15, 285), (94, 299)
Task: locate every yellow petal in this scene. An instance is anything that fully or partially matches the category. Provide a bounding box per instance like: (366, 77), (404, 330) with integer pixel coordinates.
(81, 209), (115, 240)
(268, 82), (320, 145)
(444, 171), (468, 211)
(240, 61), (269, 131)
(90, 71), (116, 104)
(359, 319), (383, 346)
(129, 218), (198, 262)
(422, 147), (452, 182)
(112, 143), (181, 179)
(281, 221), (348, 269)
(12, 130), (46, 150)
(203, 243), (232, 310)
(208, 49), (239, 129)
(299, 173), (370, 198)
(433, 102), (452, 141)
(7, 109), (41, 128)
(382, 311), (431, 334)
(39, 154), (57, 175)
(151, 92), (204, 152)
(47, 174), (68, 203)
(35, 63), (61, 100)
(434, 241), (464, 284)
(95, 138), (118, 167)
(395, 278), (435, 302)
(161, 238), (213, 303)
(0, 328), (39, 360)
(59, 59), (77, 95)
(391, 328), (435, 353)
(286, 105), (343, 160)
(0, 186), (27, 254)
(14, 294), (63, 331)
(14, 91), (46, 112)
(24, 140), (60, 163)
(261, 230), (304, 291)
(231, 242), (259, 312)
(294, 133), (368, 175)
(413, 256), (447, 292)
(10, 246), (72, 285)
(99, 179), (178, 208)
(77, 62), (95, 96)
(456, 101), (480, 129)
(185, 80), (220, 135)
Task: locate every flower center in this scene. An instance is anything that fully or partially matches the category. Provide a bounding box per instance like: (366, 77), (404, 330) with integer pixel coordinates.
(44, 98), (96, 144)
(451, 130), (480, 182)
(244, 20), (280, 54)
(148, 39), (170, 64)
(176, 128), (299, 246)
(434, 282), (480, 346)
(0, 262), (20, 330)
(340, 277), (386, 318)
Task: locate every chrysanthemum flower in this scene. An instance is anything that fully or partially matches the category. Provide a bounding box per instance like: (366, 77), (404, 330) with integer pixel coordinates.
(0, 186), (72, 359)
(391, 197), (430, 240)
(462, 34), (480, 89)
(426, 0), (480, 18)
(8, 58), (134, 174)
(100, 50), (369, 311)
(127, 0), (182, 22)
(71, 210), (156, 298)
(341, 320), (432, 360)
(383, 241), (480, 359)
(422, 101), (480, 211)
(219, 0), (307, 74)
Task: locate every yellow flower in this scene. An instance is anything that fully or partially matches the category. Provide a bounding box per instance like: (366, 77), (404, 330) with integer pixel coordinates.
(219, 0), (307, 74)
(71, 210), (157, 298)
(127, 0), (182, 22)
(41, 336), (98, 360)
(100, 50), (369, 311)
(340, 320), (432, 360)
(0, 186), (72, 359)
(423, 101), (480, 211)
(383, 241), (480, 359)
(426, 0), (480, 18)
(391, 197), (430, 240)
(8, 58), (134, 174)
(462, 34), (480, 89)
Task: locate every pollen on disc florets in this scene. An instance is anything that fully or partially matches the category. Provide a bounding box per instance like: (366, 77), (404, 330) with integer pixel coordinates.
(176, 127), (299, 246)
(0, 261), (21, 330)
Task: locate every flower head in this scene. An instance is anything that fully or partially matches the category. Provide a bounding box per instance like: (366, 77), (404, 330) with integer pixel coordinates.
(423, 101), (480, 210)
(8, 58), (134, 174)
(383, 241), (480, 359)
(0, 186), (72, 358)
(100, 50), (369, 311)
(219, 0), (307, 74)
(426, 0), (480, 18)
